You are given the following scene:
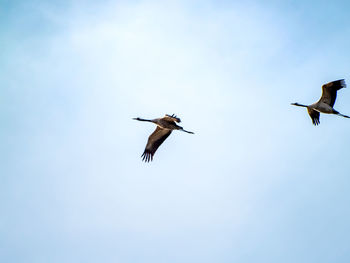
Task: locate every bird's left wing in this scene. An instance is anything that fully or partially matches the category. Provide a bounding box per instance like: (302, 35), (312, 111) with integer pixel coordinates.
(307, 108), (320, 125)
(319, 79), (346, 107)
(141, 127), (172, 162)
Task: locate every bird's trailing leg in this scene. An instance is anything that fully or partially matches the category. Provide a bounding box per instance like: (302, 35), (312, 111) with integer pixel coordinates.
(337, 113), (350, 118)
(333, 109), (350, 118)
(181, 128), (194, 134)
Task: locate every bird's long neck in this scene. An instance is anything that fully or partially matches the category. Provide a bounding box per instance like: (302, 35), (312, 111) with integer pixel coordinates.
(292, 103), (308, 108)
(133, 117), (153, 122)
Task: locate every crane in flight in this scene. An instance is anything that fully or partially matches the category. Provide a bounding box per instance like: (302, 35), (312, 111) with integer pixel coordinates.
(291, 79), (350, 125)
(133, 114), (194, 162)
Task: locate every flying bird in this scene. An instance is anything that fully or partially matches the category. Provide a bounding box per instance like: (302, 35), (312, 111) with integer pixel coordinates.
(133, 114), (194, 162)
(291, 79), (350, 125)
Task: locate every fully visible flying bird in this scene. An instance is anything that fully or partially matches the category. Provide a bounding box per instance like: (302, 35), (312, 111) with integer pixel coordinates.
(291, 79), (350, 125)
(133, 114), (194, 162)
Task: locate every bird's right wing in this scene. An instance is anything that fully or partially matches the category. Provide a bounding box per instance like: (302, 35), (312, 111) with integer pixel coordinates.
(164, 114), (181, 123)
(307, 108), (320, 125)
(141, 127), (172, 162)
(319, 79), (346, 107)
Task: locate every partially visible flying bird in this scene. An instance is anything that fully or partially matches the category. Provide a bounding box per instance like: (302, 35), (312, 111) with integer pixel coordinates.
(133, 114), (194, 162)
(291, 79), (350, 125)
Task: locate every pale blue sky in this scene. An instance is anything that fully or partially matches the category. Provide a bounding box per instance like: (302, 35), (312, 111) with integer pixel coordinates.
(1, 0), (350, 262)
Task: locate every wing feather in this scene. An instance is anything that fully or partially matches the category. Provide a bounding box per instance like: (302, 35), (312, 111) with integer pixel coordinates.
(163, 114), (181, 123)
(319, 79), (346, 107)
(141, 127), (172, 162)
(307, 108), (320, 125)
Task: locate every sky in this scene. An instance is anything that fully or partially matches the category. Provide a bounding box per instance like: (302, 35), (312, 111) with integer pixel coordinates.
(1, 0), (350, 262)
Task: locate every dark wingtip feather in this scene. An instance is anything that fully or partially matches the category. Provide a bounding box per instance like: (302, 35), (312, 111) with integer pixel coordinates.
(312, 118), (320, 126)
(141, 150), (153, 162)
(340, 79), (346, 88)
(166, 114), (181, 123)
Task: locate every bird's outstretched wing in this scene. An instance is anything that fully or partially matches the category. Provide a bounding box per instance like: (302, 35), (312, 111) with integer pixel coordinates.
(141, 127), (172, 162)
(163, 114), (181, 123)
(318, 79), (346, 107)
(307, 108), (320, 125)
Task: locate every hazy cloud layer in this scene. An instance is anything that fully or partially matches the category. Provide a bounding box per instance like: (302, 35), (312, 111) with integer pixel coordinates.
(1, 1), (350, 262)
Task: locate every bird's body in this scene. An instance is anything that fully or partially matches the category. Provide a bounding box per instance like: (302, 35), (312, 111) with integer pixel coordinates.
(291, 79), (349, 125)
(133, 114), (194, 162)
(309, 101), (334, 114)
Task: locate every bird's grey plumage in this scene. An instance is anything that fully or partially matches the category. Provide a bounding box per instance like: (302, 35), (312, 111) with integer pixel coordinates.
(134, 114), (194, 162)
(291, 79), (349, 125)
